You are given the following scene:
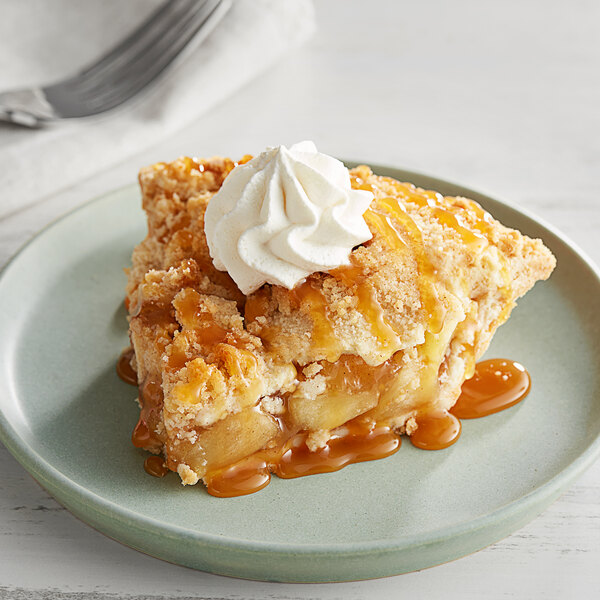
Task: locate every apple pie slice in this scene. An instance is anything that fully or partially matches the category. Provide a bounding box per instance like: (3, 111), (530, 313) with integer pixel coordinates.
(124, 152), (555, 494)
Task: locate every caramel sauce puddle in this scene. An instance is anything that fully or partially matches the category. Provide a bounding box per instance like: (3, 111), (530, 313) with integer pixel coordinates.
(410, 410), (461, 450)
(450, 358), (531, 419)
(205, 421), (401, 498)
(204, 456), (271, 498)
(144, 455), (169, 478)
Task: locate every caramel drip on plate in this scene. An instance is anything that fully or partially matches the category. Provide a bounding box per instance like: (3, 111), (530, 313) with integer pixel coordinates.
(205, 456), (271, 498)
(410, 410), (461, 450)
(131, 378), (164, 449)
(131, 417), (152, 448)
(204, 421), (401, 497)
(451, 359), (531, 419)
(275, 422), (400, 479)
(144, 455), (169, 478)
(117, 347), (137, 386)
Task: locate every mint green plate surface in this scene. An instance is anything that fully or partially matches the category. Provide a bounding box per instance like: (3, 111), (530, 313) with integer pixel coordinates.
(0, 166), (599, 583)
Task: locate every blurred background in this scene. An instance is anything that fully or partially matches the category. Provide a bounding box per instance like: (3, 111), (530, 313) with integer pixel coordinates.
(0, 1), (598, 598)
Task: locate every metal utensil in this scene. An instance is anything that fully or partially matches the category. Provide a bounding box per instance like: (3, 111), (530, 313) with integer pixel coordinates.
(0, 0), (230, 127)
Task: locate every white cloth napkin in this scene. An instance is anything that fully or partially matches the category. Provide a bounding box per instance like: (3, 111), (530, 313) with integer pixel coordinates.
(0, 0), (315, 219)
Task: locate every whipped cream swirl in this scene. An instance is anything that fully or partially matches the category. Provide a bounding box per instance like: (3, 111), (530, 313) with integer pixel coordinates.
(204, 141), (374, 294)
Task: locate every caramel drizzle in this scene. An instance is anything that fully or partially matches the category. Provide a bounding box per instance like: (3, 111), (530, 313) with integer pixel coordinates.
(369, 196), (446, 335)
(248, 271), (399, 361)
(244, 287), (270, 325)
(171, 287), (260, 394)
(174, 287), (231, 345)
(117, 347), (164, 451)
(204, 455), (271, 498)
(409, 185), (513, 325)
(452, 196), (497, 235)
(442, 197), (514, 325)
(289, 281), (343, 361)
(117, 347), (137, 386)
(204, 420), (401, 497)
(131, 378), (164, 449)
(354, 175), (448, 337)
(360, 193), (449, 404)
(374, 177), (490, 252)
(431, 207), (487, 251)
(363, 210), (408, 251)
(276, 422), (400, 478)
(127, 297), (176, 453)
(330, 263), (400, 353)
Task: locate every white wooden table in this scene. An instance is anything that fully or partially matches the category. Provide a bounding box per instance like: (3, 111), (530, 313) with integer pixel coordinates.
(1, 1), (599, 598)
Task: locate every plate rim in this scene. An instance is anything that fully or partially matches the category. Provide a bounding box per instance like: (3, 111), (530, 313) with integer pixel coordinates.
(0, 165), (599, 564)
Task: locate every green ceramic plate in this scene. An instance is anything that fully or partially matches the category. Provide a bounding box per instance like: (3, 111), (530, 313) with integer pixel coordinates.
(0, 166), (599, 583)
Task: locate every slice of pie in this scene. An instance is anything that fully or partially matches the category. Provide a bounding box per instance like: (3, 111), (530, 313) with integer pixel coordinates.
(125, 154), (555, 491)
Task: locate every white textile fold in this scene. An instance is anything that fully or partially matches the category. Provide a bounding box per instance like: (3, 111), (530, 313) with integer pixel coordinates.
(0, 0), (315, 218)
